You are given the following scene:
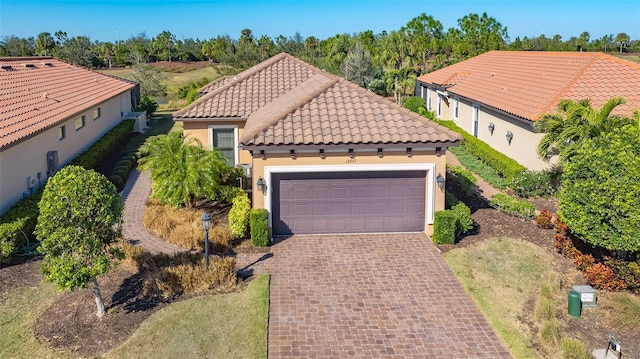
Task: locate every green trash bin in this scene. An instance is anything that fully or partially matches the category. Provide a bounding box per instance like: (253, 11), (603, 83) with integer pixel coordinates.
(568, 290), (581, 318)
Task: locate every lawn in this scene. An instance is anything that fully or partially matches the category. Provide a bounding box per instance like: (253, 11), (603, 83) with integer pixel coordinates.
(443, 237), (553, 359)
(98, 66), (224, 95)
(105, 274), (269, 359)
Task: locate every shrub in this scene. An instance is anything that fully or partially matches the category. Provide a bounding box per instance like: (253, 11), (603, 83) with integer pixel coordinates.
(0, 190), (42, 263)
(112, 169), (128, 180)
(535, 297), (556, 322)
(445, 191), (460, 210)
(185, 87), (200, 104)
(449, 146), (506, 189)
(535, 209), (553, 229)
(209, 225), (232, 249)
(115, 159), (133, 173)
(229, 193), (251, 239)
(539, 320), (560, 348)
(451, 202), (473, 236)
(138, 95), (158, 117)
(249, 209), (269, 247)
(561, 338), (591, 359)
(607, 292), (640, 331)
(113, 164), (131, 174)
(69, 119), (134, 170)
(432, 210), (457, 244)
(573, 253), (595, 271)
(434, 119), (527, 181)
(109, 174), (124, 189)
(605, 259), (640, 292)
(403, 96), (427, 113)
(539, 273), (561, 299)
(489, 193), (536, 219)
(447, 165), (476, 196)
(508, 168), (561, 198)
(216, 185), (246, 204)
(583, 263), (627, 291)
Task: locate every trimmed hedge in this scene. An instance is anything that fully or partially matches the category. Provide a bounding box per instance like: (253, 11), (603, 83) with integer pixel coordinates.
(434, 119), (526, 181)
(451, 202), (474, 236)
(433, 210), (458, 244)
(445, 191), (460, 209)
(70, 119), (134, 170)
(0, 189), (42, 263)
(448, 165), (476, 196)
(249, 209), (269, 247)
(228, 193), (251, 239)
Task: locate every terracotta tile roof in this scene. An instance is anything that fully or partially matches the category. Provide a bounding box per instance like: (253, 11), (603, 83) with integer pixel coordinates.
(417, 51), (640, 121)
(177, 53), (461, 148)
(0, 57), (135, 150)
(198, 75), (233, 94)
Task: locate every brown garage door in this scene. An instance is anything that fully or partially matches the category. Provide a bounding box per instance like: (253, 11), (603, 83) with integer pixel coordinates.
(273, 171), (426, 235)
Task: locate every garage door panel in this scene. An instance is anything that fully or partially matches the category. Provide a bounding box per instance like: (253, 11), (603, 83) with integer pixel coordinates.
(273, 171), (426, 235)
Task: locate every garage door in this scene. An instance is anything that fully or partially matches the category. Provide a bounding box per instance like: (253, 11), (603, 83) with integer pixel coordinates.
(272, 171), (426, 235)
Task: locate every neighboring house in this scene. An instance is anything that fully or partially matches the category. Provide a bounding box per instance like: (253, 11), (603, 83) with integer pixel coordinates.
(416, 51), (640, 170)
(0, 56), (139, 215)
(175, 53), (460, 236)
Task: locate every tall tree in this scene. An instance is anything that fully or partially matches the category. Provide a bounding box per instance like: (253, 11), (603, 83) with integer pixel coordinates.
(35, 32), (55, 56)
(404, 13), (443, 74)
(534, 97), (632, 162)
(615, 32), (630, 53)
(154, 30), (176, 62)
(457, 12), (508, 58)
(340, 42), (373, 87)
(57, 36), (95, 67)
(36, 166), (123, 318)
(137, 132), (230, 207)
(129, 64), (167, 97)
(0, 35), (35, 56)
(600, 34), (613, 53)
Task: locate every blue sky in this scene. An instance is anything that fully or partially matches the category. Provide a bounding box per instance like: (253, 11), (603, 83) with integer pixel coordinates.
(1, 0), (638, 43)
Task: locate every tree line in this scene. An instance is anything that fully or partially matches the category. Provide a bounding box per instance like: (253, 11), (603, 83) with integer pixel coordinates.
(1, 12), (637, 100)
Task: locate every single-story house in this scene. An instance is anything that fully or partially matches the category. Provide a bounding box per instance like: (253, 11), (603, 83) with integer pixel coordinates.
(416, 51), (640, 170)
(0, 56), (139, 215)
(175, 53), (461, 236)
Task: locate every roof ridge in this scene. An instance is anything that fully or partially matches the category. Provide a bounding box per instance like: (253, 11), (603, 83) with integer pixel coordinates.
(174, 53), (291, 117)
(536, 54), (600, 119)
(197, 75), (228, 93)
(0, 56), (54, 62)
(240, 73), (338, 143)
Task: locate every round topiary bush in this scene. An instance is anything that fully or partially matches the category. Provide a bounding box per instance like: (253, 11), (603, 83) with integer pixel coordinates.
(112, 169), (127, 180)
(115, 159), (133, 172)
(109, 174), (124, 189)
(113, 165), (130, 175)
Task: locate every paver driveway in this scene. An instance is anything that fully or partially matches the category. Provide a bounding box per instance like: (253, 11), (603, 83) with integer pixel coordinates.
(265, 233), (511, 358)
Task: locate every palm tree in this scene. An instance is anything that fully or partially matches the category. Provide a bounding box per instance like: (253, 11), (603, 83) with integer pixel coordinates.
(535, 97), (631, 162)
(137, 132), (230, 207)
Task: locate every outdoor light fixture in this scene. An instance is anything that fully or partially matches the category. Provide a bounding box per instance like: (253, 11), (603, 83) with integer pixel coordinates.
(201, 212), (211, 271)
(436, 147), (442, 157)
(377, 148), (383, 158)
(488, 122), (495, 134)
(506, 130), (514, 144)
(257, 177), (265, 192)
(319, 149), (325, 159)
(348, 148), (354, 159)
(290, 149), (296, 159)
(260, 150), (265, 160)
(406, 148), (412, 157)
(436, 173), (445, 190)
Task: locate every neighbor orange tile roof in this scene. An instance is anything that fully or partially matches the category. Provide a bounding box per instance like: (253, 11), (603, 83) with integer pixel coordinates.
(417, 51), (640, 121)
(0, 57), (135, 149)
(176, 53), (461, 148)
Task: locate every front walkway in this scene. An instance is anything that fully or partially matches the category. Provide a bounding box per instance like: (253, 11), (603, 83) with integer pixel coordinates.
(256, 234), (511, 358)
(121, 170), (186, 254)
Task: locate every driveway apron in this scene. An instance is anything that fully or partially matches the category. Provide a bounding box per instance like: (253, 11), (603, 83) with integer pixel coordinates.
(266, 233), (511, 358)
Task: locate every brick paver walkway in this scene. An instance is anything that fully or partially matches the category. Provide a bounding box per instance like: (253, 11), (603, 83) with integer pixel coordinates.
(121, 170), (186, 254)
(265, 233), (512, 358)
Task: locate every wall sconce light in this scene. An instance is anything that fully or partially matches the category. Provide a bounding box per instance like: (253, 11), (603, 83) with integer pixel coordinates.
(377, 148), (383, 158)
(488, 122), (495, 135)
(348, 148), (354, 159)
(406, 148), (412, 158)
(506, 130), (513, 144)
(319, 149), (325, 159)
(260, 150), (265, 160)
(257, 177), (265, 192)
(436, 173), (445, 190)
(290, 149), (296, 159)
(436, 147), (442, 157)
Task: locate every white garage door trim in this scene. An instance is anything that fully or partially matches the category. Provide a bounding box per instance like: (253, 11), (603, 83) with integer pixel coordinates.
(263, 163), (437, 231)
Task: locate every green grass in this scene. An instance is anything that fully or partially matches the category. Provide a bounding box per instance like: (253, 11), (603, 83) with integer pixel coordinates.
(608, 292), (640, 332)
(99, 66), (224, 96)
(444, 237), (554, 358)
(105, 274), (270, 359)
(0, 280), (67, 359)
(450, 146), (507, 189)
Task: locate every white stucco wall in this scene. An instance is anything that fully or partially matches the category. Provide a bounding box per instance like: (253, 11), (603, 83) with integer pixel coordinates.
(0, 91), (133, 215)
(419, 85), (552, 170)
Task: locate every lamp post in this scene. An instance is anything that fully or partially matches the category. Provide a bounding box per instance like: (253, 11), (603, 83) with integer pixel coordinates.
(201, 212), (211, 271)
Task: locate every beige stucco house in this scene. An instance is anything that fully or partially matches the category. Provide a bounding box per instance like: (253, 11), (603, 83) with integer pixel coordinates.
(417, 51), (640, 170)
(175, 53), (460, 236)
(0, 56), (138, 215)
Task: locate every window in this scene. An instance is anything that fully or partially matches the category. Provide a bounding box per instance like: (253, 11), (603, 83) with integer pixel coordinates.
(58, 125), (66, 140)
(209, 125), (238, 165)
(92, 107), (101, 120)
(426, 87), (432, 111)
(453, 97), (459, 121)
(74, 115), (85, 130)
(472, 104), (479, 137)
(437, 95), (442, 118)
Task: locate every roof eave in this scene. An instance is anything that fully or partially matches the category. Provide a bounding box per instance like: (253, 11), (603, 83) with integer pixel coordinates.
(240, 140), (461, 151)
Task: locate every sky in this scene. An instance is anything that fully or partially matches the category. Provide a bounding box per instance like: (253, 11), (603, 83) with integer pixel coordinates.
(1, 0), (639, 43)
